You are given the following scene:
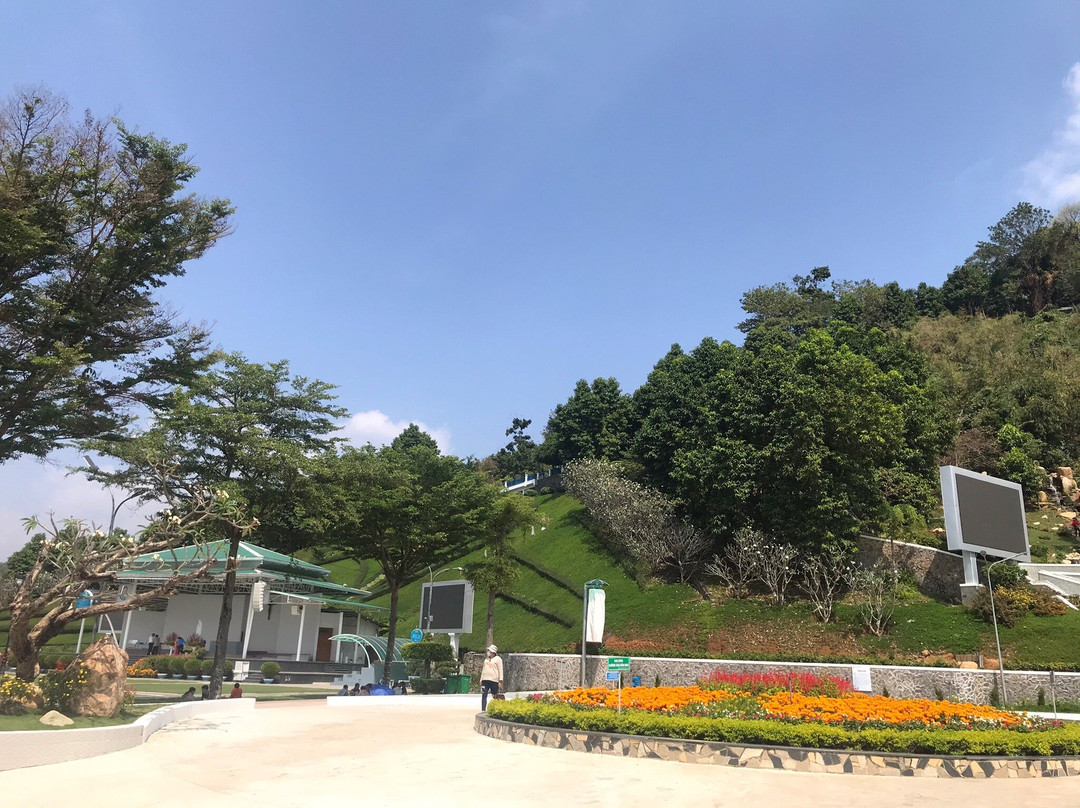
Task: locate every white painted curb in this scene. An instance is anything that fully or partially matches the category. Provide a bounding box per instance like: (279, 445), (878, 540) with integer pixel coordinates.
(0, 698), (256, 772)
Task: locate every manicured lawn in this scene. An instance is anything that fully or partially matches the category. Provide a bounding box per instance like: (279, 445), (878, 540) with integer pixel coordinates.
(0, 705), (157, 732)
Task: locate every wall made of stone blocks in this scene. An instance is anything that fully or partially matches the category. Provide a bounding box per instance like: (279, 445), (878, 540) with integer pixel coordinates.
(465, 652), (1080, 705)
(855, 534), (965, 603)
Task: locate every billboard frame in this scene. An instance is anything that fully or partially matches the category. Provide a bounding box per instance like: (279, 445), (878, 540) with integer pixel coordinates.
(939, 465), (1031, 562)
(420, 579), (474, 635)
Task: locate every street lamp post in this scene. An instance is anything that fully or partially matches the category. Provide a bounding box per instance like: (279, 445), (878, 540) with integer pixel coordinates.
(983, 550), (1027, 705)
(82, 456), (139, 536)
(581, 579), (607, 688)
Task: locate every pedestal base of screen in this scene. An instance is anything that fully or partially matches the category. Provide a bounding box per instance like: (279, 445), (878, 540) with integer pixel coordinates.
(959, 550), (983, 606)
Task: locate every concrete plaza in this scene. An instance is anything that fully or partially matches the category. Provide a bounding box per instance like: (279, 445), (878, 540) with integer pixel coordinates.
(0, 697), (1075, 807)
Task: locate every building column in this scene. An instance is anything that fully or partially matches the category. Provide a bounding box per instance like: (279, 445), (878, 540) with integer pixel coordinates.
(242, 592), (255, 659)
(334, 612), (343, 663)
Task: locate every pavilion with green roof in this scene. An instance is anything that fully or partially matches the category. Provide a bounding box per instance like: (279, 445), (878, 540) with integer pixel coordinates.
(108, 541), (391, 671)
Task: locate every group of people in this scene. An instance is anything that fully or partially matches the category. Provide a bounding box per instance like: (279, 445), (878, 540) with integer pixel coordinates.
(179, 682), (244, 701)
(337, 683), (374, 696)
(147, 633), (186, 655)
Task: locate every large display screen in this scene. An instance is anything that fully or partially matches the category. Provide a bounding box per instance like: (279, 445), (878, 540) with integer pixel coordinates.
(420, 580), (474, 633)
(940, 465), (1030, 560)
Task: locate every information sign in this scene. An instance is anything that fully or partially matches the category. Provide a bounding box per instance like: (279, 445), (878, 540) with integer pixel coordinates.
(410, 628), (424, 643)
(607, 656), (630, 671)
(605, 671), (621, 681)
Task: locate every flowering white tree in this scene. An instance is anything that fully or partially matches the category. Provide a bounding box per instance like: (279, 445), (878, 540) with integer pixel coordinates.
(707, 527), (763, 599)
(798, 545), (855, 622)
(2, 461), (256, 681)
(564, 459), (713, 593)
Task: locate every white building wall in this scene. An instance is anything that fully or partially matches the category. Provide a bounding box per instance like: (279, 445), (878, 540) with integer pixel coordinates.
(161, 593), (246, 645)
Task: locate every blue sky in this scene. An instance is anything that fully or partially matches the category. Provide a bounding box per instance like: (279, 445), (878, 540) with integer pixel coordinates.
(2, 2), (1080, 558)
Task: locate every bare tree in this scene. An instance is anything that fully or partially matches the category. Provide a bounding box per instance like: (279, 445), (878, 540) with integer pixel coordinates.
(1, 461), (256, 680)
(852, 561), (900, 636)
(639, 522), (713, 586)
(752, 536), (799, 606)
(707, 527), (763, 599)
(799, 545), (854, 623)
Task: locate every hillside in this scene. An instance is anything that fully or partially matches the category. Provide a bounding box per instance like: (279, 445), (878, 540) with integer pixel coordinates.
(322, 493), (1080, 671)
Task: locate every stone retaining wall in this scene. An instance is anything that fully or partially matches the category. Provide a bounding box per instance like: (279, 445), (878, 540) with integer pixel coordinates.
(463, 652), (1080, 705)
(475, 714), (1080, 778)
(855, 534), (965, 602)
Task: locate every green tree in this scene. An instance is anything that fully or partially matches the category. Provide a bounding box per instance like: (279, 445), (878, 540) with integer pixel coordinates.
(633, 330), (930, 547)
(390, 424), (439, 453)
(464, 493), (543, 646)
(3, 471), (254, 680)
(312, 437), (496, 682)
(540, 378), (634, 465)
(84, 353), (346, 696)
(0, 88), (231, 464)
(492, 418), (538, 479)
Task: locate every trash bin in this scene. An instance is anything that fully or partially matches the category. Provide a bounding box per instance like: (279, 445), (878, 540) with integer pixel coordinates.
(444, 674), (469, 694)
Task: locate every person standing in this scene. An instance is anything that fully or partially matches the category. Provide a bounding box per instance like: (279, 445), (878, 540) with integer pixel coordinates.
(480, 644), (503, 711)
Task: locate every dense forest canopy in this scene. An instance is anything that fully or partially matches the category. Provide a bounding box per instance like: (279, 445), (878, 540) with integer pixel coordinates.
(536, 201), (1080, 552)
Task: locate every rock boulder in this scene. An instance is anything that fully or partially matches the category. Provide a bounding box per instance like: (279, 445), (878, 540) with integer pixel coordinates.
(67, 636), (128, 717)
(39, 710), (74, 727)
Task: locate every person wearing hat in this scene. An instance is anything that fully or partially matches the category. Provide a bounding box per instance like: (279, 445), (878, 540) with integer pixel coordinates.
(480, 644), (503, 710)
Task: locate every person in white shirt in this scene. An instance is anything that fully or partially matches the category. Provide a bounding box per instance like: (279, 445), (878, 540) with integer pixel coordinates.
(480, 644), (503, 710)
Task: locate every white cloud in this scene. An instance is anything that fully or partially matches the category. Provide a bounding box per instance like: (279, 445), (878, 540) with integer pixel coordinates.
(1021, 63), (1080, 208)
(0, 451), (155, 563)
(338, 410), (452, 454)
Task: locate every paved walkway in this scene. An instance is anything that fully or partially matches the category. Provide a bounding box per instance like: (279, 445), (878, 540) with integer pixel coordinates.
(0, 698), (1076, 807)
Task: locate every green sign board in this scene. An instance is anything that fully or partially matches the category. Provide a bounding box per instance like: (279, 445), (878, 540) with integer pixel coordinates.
(607, 656), (630, 671)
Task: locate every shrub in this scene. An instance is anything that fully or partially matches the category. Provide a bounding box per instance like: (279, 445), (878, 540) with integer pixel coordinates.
(169, 656), (187, 676)
(261, 661), (281, 680)
(402, 640), (453, 678)
(413, 678), (446, 694)
(38, 662), (91, 712)
(539, 487), (553, 495)
(986, 562), (1028, 589)
(487, 700), (1080, 756)
(0, 675), (42, 710)
(201, 659), (214, 675)
(522, 488), (538, 497)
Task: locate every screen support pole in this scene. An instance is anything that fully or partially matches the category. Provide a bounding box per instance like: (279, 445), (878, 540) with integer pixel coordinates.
(960, 550), (981, 606)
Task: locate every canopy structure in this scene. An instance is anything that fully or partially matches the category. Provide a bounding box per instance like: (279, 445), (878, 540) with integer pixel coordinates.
(115, 540), (373, 601)
(329, 634), (411, 663)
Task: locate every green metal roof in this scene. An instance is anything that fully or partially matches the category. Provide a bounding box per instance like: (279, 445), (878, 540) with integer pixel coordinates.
(123, 540), (330, 579)
(116, 541), (371, 598)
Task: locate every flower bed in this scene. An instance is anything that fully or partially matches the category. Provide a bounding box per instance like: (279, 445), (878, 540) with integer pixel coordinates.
(490, 673), (1080, 757)
(488, 699), (1080, 757)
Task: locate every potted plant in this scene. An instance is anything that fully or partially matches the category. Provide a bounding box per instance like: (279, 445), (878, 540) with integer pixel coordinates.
(185, 657), (203, 680)
(170, 656), (187, 679)
(260, 661), (281, 684)
(223, 659), (235, 682)
(149, 656), (169, 679)
(201, 659), (214, 680)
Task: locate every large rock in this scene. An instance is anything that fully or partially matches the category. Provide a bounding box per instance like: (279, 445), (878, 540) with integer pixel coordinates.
(1063, 477), (1077, 496)
(1058, 467), (1074, 480)
(67, 636), (128, 717)
(39, 710), (73, 726)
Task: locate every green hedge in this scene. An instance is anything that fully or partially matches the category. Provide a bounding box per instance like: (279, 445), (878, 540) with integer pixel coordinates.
(486, 700), (1080, 757)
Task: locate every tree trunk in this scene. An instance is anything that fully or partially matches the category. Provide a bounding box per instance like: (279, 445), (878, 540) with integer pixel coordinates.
(382, 586), (399, 684)
(208, 528), (242, 699)
(10, 617), (38, 682)
(486, 589), (496, 647)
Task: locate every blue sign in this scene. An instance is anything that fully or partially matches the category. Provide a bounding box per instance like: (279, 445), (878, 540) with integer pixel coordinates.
(410, 629), (424, 643)
(76, 590), (93, 608)
(605, 671), (621, 681)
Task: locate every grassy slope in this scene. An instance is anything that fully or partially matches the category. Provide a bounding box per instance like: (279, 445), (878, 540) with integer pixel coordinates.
(314, 493), (1080, 670)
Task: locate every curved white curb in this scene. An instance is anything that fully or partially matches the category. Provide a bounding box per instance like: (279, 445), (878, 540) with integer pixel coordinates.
(0, 698), (256, 772)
